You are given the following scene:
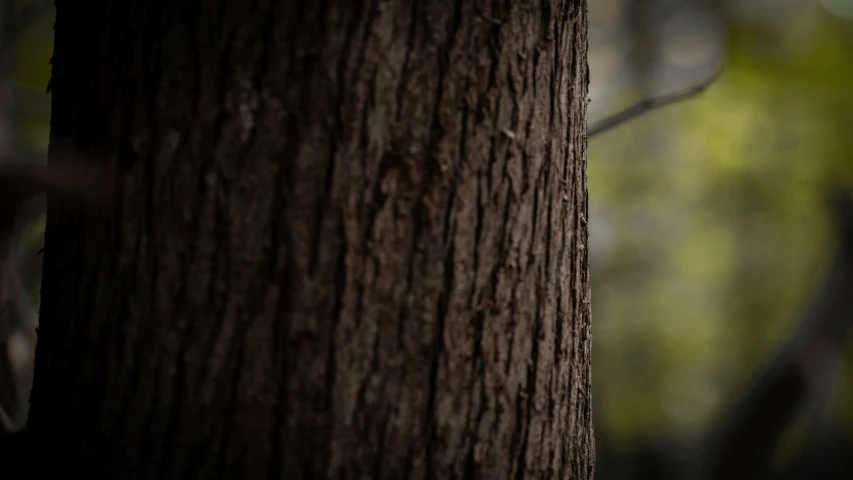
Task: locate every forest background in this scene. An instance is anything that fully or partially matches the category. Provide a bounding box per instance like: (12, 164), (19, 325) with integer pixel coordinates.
(3, 0), (853, 477)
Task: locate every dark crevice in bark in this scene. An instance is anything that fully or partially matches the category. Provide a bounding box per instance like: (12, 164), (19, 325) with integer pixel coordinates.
(189, 106), (230, 395)
(394, 1), (420, 123)
(158, 130), (206, 480)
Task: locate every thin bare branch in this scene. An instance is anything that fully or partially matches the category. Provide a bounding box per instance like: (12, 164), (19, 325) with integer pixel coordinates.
(588, 63), (723, 138)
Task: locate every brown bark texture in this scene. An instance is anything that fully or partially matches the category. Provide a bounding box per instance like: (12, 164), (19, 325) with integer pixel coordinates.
(25, 0), (592, 478)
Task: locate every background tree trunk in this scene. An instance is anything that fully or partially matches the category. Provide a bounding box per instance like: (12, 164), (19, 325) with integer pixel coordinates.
(27, 0), (592, 478)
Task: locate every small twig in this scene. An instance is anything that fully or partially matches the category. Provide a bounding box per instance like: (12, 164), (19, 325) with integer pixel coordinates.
(588, 63), (723, 138)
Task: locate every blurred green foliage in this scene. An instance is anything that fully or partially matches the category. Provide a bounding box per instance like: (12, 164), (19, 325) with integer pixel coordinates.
(12, 5), (53, 156)
(590, 3), (853, 448)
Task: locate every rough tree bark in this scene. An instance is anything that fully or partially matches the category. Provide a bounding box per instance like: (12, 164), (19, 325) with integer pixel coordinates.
(24, 0), (592, 478)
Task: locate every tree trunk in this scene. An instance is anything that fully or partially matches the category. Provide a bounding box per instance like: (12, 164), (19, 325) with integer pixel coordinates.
(26, 0), (592, 478)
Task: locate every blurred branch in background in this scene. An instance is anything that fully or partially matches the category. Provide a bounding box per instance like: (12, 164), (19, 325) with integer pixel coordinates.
(704, 187), (853, 479)
(1, 0), (52, 55)
(589, 63), (723, 138)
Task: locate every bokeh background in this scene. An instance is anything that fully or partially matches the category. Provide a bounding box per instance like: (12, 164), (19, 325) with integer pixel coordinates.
(589, 0), (853, 478)
(2, 0), (853, 477)
(0, 0), (53, 433)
